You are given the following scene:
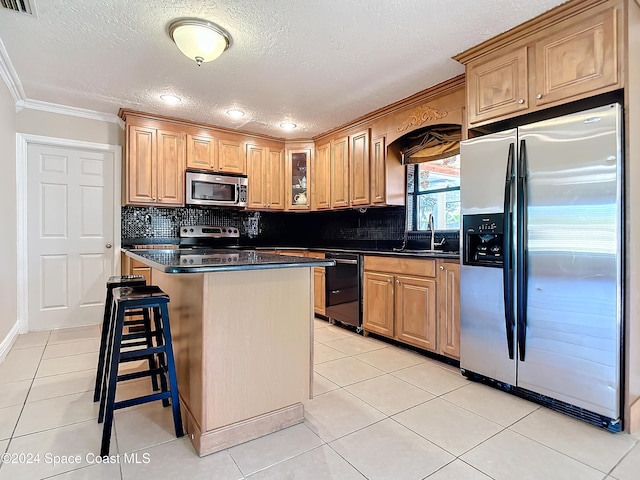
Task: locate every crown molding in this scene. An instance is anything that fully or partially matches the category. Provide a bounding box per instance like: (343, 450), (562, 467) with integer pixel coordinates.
(20, 99), (123, 125)
(0, 38), (122, 127)
(0, 37), (26, 106)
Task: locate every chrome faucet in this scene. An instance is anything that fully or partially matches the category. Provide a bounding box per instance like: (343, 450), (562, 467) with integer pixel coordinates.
(428, 213), (435, 250)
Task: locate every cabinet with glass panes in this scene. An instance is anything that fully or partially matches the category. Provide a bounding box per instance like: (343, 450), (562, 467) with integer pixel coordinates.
(286, 146), (312, 210)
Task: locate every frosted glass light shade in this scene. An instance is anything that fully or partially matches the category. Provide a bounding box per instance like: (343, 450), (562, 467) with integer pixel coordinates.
(169, 19), (231, 66)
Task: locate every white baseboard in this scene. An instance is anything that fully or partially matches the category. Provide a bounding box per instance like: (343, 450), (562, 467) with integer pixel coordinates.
(0, 321), (20, 363)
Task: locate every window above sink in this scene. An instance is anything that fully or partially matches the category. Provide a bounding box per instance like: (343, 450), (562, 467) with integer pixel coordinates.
(407, 154), (460, 232)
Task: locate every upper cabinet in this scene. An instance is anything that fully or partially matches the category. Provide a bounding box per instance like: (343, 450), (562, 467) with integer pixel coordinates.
(349, 129), (371, 207)
(466, 46), (529, 125)
(186, 131), (246, 175)
(330, 136), (349, 209)
(218, 137), (246, 174)
(246, 143), (285, 211)
(126, 123), (185, 206)
(286, 144), (313, 211)
(312, 142), (331, 210)
(457, 1), (622, 127)
(186, 132), (217, 171)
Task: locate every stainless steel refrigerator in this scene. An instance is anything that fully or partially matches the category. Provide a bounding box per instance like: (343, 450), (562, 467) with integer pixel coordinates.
(459, 103), (623, 431)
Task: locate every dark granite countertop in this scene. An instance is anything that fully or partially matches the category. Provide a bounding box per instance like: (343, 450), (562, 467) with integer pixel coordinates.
(125, 248), (335, 274)
(249, 246), (460, 260)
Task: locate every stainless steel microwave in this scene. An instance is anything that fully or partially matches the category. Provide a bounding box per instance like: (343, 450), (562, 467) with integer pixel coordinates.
(185, 171), (248, 207)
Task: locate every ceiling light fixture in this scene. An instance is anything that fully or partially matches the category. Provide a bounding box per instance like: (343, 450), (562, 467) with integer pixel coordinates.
(168, 18), (232, 66)
(226, 109), (245, 118)
(280, 122), (297, 130)
(160, 94), (182, 105)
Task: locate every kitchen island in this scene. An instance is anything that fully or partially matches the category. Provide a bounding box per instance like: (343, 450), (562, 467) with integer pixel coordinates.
(124, 249), (334, 456)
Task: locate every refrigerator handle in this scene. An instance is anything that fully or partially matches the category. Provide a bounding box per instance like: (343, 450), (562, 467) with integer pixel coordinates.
(517, 139), (528, 362)
(503, 143), (515, 360)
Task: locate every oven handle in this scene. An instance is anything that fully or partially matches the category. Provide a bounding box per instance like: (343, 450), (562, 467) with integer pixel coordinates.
(329, 259), (358, 265)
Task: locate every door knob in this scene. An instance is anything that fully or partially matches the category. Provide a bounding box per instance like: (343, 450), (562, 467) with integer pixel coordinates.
(106, 243), (112, 249)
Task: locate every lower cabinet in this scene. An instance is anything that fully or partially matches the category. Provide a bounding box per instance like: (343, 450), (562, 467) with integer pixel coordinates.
(362, 256), (459, 360)
(121, 253), (152, 285)
(437, 261), (460, 359)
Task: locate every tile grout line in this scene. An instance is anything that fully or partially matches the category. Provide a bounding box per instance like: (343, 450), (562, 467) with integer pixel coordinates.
(0, 330), (51, 474)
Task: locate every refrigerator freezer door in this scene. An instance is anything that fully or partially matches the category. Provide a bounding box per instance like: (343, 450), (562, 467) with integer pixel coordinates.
(460, 130), (517, 385)
(460, 129), (517, 216)
(516, 104), (622, 419)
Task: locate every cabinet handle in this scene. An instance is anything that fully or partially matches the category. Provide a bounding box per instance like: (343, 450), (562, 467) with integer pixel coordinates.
(396, 279), (400, 284)
(152, 197), (156, 201)
(518, 99), (524, 104)
(387, 278), (392, 283)
(158, 197), (162, 201)
(440, 265), (445, 270)
(536, 93), (542, 99)
(263, 203), (267, 207)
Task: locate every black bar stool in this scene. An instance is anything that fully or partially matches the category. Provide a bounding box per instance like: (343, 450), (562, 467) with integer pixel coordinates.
(93, 275), (157, 403)
(98, 285), (184, 457)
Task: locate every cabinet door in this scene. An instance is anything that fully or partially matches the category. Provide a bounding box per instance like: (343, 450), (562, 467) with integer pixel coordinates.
(362, 272), (394, 337)
(533, 8), (618, 107)
(349, 129), (370, 206)
(371, 135), (386, 205)
(219, 138), (246, 174)
(331, 136), (349, 208)
(312, 142), (331, 210)
(437, 261), (460, 359)
(130, 259), (152, 286)
(467, 46), (529, 125)
(127, 125), (156, 204)
(156, 129), (185, 205)
(395, 275), (437, 351)
(266, 148), (285, 210)
(313, 267), (326, 316)
(287, 148), (311, 210)
(246, 144), (266, 209)
(187, 133), (217, 171)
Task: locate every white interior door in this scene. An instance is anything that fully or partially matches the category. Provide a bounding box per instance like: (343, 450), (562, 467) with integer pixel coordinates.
(27, 142), (115, 331)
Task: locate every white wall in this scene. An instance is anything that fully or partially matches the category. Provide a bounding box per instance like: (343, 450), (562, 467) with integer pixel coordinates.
(15, 109), (122, 146)
(0, 79), (17, 350)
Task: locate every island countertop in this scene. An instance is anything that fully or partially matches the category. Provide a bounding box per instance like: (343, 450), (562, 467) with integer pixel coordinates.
(125, 248), (335, 274)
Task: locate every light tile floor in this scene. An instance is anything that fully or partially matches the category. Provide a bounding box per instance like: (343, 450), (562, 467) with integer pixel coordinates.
(0, 320), (639, 479)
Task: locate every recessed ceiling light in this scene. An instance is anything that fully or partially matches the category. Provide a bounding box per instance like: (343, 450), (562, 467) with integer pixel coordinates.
(280, 122), (297, 130)
(160, 94), (182, 105)
(226, 109), (245, 118)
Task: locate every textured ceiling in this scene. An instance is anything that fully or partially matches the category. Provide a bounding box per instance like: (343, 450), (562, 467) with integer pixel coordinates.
(0, 0), (566, 139)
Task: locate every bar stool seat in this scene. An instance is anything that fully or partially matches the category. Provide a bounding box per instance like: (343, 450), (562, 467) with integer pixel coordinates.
(98, 285), (184, 457)
(93, 275), (151, 403)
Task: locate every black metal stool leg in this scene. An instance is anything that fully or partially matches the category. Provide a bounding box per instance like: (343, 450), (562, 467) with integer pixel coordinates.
(100, 302), (125, 456)
(152, 306), (170, 407)
(93, 287), (113, 402)
(142, 308), (160, 392)
(159, 302), (184, 438)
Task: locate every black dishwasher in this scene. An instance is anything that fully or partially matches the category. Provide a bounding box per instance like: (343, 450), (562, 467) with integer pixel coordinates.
(324, 252), (362, 331)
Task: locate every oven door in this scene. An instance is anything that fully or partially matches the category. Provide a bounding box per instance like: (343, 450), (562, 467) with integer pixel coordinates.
(325, 253), (361, 329)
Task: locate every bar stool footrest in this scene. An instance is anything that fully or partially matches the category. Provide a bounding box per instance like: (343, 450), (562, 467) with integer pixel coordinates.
(117, 368), (165, 383)
(114, 391), (171, 411)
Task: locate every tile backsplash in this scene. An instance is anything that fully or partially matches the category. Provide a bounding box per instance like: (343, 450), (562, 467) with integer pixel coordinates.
(121, 206), (261, 242)
(121, 205), (408, 247)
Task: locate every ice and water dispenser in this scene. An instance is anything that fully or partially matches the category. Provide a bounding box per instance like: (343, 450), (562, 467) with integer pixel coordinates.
(463, 213), (504, 268)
